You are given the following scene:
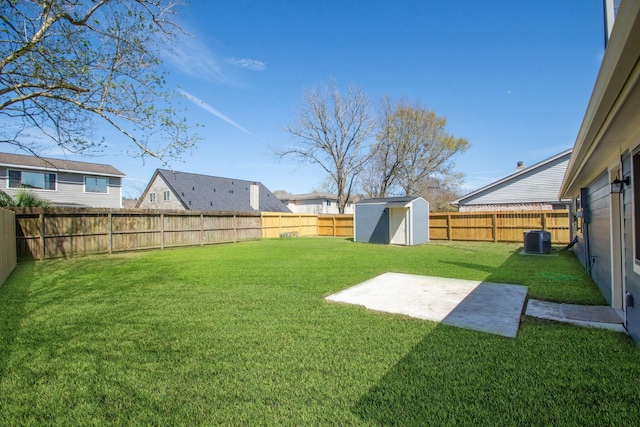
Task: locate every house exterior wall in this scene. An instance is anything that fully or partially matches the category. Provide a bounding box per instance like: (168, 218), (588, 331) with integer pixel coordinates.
(622, 153), (640, 342)
(1, 166), (122, 208)
(137, 175), (185, 210)
(570, 156), (640, 342)
(572, 171), (613, 304)
(284, 198), (354, 214)
(457, 154), (569, 209)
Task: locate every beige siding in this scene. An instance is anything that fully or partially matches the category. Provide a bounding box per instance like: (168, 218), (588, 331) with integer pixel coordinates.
(1, 166), (122, 208)
(137, 175), (185, 210)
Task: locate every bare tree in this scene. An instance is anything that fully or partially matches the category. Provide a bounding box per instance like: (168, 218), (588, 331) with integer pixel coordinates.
(0, 0), (198, 163)
(413, 174), (464, 212)
(363, 97), (469, 197)
(278, 80), (375, 213)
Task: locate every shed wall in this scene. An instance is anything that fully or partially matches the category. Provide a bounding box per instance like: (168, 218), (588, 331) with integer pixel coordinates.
(354, 204), (389, 244)
(411, 199), (430, 245)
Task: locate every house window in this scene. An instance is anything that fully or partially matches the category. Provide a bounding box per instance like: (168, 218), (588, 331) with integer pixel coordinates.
(149, 192), (156, 202)
(8, 170), (56, 190)
(85, 177), (108, 193)
(326, 200), (331, 206)
(163, 190), (171, 201)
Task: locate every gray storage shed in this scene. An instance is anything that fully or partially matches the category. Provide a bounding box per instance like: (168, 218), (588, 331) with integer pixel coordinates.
(354, 197), (429, 245)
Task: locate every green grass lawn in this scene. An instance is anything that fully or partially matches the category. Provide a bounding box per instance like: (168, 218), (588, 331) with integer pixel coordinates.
(1, 238), (639, 425)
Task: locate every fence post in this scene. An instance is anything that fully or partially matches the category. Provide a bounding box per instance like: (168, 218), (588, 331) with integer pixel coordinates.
(160, 213), (165, 250)
(541, 212), (547, 231)
(333, 216), (336, 237)
(108, 212), (113, 254)
(39, 211), (45, 260)
(200, 213), (204, 246)
(447, 214), (452, 241)
(234, 214), (238, 243)
(492, 213), (498, 242)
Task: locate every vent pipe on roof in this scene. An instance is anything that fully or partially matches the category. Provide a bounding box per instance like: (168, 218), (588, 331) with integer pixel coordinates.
(250, 183), (259, 210)
(516, 161), (524, 172)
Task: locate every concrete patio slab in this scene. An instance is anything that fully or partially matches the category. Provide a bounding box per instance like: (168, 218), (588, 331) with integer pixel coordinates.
(325, 272), (528, 338)
(525, 299), (627, 333)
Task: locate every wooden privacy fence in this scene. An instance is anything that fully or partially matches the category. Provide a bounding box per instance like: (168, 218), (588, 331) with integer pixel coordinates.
(317, 215), (354, 237)
(260, 213), (354, 238)
(10, 209), (571, 260)
(1, 208), (17, 285)
(429, 210), (570, 244)
(13, 208), (262, 260)
(261, 212), (318, 238)
(264, 211), (570, 244)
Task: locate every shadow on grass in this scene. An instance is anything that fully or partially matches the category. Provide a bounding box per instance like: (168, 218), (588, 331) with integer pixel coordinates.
(0, 261), (35, 382)
(437, 260), (498, 275)
(351, 319), (639, 425)
(352, 247), (633, 424)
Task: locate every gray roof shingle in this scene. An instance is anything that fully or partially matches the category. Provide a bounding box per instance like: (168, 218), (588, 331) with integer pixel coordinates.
(157, 169), (291, 213)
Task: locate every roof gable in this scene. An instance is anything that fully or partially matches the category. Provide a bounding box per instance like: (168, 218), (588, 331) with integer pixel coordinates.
(155, 169), (290, 213)
(453, 149), (572, 206)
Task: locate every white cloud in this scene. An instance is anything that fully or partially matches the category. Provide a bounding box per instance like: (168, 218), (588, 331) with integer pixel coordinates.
(225, 57), (266, 71)
(162, 34), (235, 86)
(179, 89), (256, 137)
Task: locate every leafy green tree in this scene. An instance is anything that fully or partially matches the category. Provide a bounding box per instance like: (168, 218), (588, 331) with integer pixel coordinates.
(0, 0), (197, 163)
(278, 80), (376, 213)
(362, 97), (469, 198)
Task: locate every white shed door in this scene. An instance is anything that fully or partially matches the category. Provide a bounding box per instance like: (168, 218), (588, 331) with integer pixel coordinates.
(390, 208), (408, 245)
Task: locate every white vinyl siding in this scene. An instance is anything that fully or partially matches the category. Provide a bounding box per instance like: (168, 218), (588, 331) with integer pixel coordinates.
(0, 167), (121, 207)
(460, 157), (569, 206)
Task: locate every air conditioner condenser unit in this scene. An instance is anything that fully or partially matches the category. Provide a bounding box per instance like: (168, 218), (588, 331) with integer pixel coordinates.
(523, 230), (551, 254)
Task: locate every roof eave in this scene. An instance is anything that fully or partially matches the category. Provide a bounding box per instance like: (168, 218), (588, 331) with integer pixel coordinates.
(560, 0), (640, 198)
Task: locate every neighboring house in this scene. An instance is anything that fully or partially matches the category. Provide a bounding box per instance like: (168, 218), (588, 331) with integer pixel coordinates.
(136, 169), (291, 213)
(278, 192), (356, 214)
(559, 1), (640, 342)
(0, 152), (124, 208)
(451, 149), (572, 212)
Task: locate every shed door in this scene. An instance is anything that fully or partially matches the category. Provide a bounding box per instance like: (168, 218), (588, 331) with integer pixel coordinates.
(390, 208), (408, 245)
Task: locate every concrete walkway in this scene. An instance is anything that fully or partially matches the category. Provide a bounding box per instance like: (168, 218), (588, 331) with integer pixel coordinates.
(325, 273), (528, 338)
(525, 299), (626, 333)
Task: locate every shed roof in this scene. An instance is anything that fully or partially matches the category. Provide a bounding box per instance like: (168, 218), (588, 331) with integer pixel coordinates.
(0, 152), (124, 177)
(153, 169), (290, 213)
(356, 196), (423, 207)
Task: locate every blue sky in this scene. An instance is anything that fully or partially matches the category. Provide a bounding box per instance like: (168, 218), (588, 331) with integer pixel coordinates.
(9, 1), (607, 198)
